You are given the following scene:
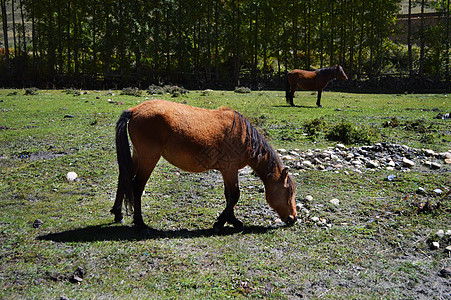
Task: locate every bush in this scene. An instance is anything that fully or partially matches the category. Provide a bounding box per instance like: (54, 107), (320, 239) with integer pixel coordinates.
(326, 121), (379, 145)
(147, 84), (165, 95)
(304, 117), (327, 139)
(121, 87), (142, 97)
(163, 85), (188, 95)
(234, 86), (251, 93)
(24, 87), (38, 95)
(382, 117), (400, 128)
(404, 119), (433, 134)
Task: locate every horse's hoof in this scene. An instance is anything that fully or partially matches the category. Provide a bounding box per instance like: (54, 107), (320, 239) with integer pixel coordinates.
(113, 216), (124, 224)
(213, 222), (224, 234)
(231, 220), (244, 232)
(234, 223), (244, 232)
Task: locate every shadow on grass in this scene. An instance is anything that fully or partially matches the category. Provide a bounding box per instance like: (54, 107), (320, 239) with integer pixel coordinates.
(37, 224), (278, 242)
(272, 104), (318, 109)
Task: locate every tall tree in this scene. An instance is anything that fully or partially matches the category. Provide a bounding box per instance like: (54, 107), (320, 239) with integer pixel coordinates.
(1, 0), (10, 71)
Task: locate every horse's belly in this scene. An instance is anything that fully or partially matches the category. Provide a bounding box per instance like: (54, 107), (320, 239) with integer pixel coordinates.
(162, 136), (246, 173)
(162, 147), (210, 173)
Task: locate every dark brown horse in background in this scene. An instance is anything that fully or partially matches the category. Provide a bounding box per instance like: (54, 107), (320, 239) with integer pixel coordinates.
(111, 99), (297, 232)
(285, 65), (348, 107)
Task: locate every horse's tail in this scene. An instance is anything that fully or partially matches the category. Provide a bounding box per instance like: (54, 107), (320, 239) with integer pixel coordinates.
(116, 110), (134, 212)
(285, 72), (291, 104)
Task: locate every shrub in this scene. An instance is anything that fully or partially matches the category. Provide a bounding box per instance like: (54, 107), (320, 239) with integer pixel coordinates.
(163, 85), (188, 95)
(404, 119), (433, 133)
(24, 87), (38, 95)
(382, 117), (400, 128)
(147, 84), (165, 95)
(326, 121), (379, 145)
(304, 117), (327, 139)
(234, 86), (251, 93)
(121, 87), (142, 97)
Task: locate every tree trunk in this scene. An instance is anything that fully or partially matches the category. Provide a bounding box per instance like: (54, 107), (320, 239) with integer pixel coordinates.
(1, 0), (10, 70)
(419, 0), (425, 77)
(407, 0), (413, 77)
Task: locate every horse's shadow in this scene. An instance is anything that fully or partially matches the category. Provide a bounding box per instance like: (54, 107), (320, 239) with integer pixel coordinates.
(273, 104), (318, 109)
(37, 223), (277, 242)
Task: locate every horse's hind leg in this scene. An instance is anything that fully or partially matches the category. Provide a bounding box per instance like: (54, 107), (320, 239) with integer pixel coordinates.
(131, 153), (160, 228)
(214, 170), (243, 232)
(110, 182), (125, 223)
(316, 90), (323, 107)
(288, 90), (295, 106)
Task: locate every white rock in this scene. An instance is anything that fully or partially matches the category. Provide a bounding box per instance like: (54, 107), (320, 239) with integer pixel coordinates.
(351, 160), (362, 166)
(303, 160), (313, 167)
(330, 198), (340, 205)
(446, 230), (451, 236)
(289, 151), (299, 157)
(387, 160), (396, 167)
(278, 149), (287, 153)
(311, 216), (320, 222)
(430, 162), (441, 169)
(431, 241), (440, 250)
(445, 246), (451, 253)
(66, 172), (78, 182)
(416, 187), (427, 195)
(424, 149), (435, 156)
(281, 155), (294, 161)
(336, 143), (346, 149)
(305, 195), (314, 202)
(434, 189), (443, 195)
(366, 160), (379, 168)
(402, 157), (415, 167)
(436, 230), (445, 238)
(330, 154), (339, 160)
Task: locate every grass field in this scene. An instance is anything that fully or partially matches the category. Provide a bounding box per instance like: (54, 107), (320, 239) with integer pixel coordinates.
(0, 88), (450, 299)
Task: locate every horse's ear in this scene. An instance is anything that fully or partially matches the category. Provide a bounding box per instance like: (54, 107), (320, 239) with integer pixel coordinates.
(281, 167), (289, 181)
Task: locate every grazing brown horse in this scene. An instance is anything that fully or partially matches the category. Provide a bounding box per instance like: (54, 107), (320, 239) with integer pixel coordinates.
(286, 65), (348, 107)
(111, 99), (297, 232)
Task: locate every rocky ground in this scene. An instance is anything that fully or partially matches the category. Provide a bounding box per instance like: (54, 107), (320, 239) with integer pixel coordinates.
(277, 142), (451, 175)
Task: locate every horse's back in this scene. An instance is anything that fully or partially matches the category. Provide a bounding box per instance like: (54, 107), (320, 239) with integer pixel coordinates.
(288, 69), (321, 91)
(127, 99), (243, 172)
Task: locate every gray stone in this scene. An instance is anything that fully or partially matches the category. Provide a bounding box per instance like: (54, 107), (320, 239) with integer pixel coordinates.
(402, 157), (415, 167)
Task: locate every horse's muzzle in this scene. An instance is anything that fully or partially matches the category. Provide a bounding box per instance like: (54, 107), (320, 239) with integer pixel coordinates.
(285, 215), (297, 226)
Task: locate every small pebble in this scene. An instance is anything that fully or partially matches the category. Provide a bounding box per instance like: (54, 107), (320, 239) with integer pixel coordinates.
(436, 230), (445, 238)
(439, 268), (451, 278)
(431, 241), (440, 250)
(330, 198), (340, 205)
(433, 189), (443, 195)
(33, 219), (43, 228)
(416, 187), (427, 195)
(66, 172), (78, 182)
(402, 157), (415, 167)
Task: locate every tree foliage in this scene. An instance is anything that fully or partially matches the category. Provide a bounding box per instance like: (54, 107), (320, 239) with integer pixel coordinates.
(0, 0), (449, 88)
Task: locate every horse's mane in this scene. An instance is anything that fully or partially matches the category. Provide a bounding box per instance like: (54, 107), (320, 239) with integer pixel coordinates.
(234, 111), (282, 174)
(317, 65), (337, 77)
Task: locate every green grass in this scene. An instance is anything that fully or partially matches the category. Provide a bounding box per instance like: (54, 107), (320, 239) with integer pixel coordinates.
(0, 89), (450, 299)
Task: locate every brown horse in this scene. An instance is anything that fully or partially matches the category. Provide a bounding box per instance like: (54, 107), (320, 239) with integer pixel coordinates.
(111, 99), (297, 232)
(285, 65), (348, 107)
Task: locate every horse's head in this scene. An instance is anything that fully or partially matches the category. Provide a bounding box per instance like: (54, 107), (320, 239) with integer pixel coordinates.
(266, 167), (297, 225)
(336, 65), (348, 81)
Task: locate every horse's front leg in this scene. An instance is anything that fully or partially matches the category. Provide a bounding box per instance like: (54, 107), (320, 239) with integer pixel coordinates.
(316, 90), (323, 107)
(214, 171), (243, 232)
